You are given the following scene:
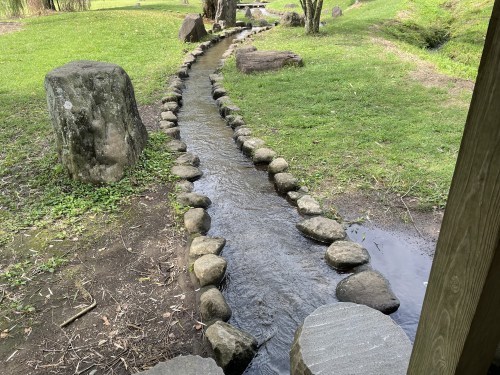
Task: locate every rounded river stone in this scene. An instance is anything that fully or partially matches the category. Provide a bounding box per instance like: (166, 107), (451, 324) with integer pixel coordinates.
(325, 240), (370, 271)
(296, 216), (346, 243)
(193, 254), (227, 286)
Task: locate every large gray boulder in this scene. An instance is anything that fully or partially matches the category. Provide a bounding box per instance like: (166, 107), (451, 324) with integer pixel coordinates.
(200, 286), (232, 325)
(290, 303), (411, 375)
(190, 236), (226, 258)
(296, 216), (345, 243)
(205, 321), (258, 374)
(236, 47), (303, 74)
(184, 208), (211, 234)
(325, 240), (370, 271)
(280, 12), (305, 27)
(336, 270), (400, 314)
(136, 355), (224, 375)
(178, 14), (208, 42)
(193, 254), (227, 286)
(45, 60), (148, 184)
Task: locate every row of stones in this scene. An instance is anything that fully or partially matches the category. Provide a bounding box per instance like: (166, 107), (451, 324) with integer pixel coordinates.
(212, 39), (401, 315)
(159, 27), (260, 375)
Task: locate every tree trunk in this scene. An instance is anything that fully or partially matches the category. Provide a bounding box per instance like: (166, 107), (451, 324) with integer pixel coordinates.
(203, 0), (217, 19)
(300, 0), (322, 34)
(215, 0), (236, 27)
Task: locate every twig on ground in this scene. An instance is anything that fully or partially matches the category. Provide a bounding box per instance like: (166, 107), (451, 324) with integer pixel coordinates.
(60, 299), (97, 328)
(400, 184), (424, 238)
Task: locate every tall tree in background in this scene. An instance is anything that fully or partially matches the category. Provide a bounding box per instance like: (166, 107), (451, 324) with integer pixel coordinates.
(203, 0), (216, 19)
(214, 0), (236, 27)
(299, 0), (323, 34)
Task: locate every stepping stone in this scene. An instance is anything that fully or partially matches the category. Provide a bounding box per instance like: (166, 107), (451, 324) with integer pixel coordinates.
(296, 216), (345, 243)
(290, 303), (411, 375)
(193, 254), (227, 286)
(167, 140), (187, 152)
(297, 195), (322, 215)
(268, 157), (288, 174)
(253, 148), (276, 164)
(242, 138), (265, 156)
(325, 240), (370, 271)
(161, 111), (178, 122)
(232, 127), (252, 139)
(175, 152), (200, 167)
(336, 270), (400, 314)
(190, 236), (226, 258)
(274, 172), (299, 194)
(172, 165), (202, 181)
(163, 127), (180, 139)
(177, 192), (211, 208)
(184, 208), (211, 234)
(175, 180), (194, 193)
(162, 102), (179, 113)
(200, 286), (232, 325)
(159, 120), (176, 129)
(205, 321), (258, 374)
(135, 355), (223, 375)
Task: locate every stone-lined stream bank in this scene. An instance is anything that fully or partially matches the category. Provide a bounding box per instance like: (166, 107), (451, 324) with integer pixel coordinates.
(162, 28), (435, 374)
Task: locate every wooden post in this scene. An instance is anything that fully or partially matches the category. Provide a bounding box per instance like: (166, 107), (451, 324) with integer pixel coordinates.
(407, 1), (500, 374)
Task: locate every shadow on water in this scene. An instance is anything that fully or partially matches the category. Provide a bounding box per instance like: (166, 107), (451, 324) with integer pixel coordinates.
(176, 32), (434, 374)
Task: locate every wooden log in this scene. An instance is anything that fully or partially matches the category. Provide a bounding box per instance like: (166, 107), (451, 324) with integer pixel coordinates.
(407, 1), (500, 374)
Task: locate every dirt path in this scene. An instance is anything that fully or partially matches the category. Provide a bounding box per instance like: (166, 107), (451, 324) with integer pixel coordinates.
(0, 22), (23, 35)
(0, 185), (208, 374)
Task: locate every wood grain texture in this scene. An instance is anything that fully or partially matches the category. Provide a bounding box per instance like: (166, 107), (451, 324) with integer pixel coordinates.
(407, 1), (500, 374)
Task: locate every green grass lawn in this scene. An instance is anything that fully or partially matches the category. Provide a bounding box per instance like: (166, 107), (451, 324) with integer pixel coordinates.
(222, 0), (492, 208)
(0, 0), (203, 246)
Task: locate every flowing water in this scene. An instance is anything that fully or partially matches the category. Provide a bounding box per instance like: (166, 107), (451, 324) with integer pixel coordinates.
(176, 33), (434, 374)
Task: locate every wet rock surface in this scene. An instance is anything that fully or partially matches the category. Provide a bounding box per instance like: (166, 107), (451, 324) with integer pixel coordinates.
(296, 195), (322, 215)
(336, 270), (400, 314)
(193, 254), (227, 287)
(184, 208), (211, 234)
(45, 60), (148, 184)
(296, 216), (346, 243)
(290, 303), (411, 375)
(205, 321), (258, 374)
(172, 165), (203, 181)
(200, 286), (232, 325)
(190, 236), (226, 258)
(325, 240), (370, 271)
(136, 355), (224, 375)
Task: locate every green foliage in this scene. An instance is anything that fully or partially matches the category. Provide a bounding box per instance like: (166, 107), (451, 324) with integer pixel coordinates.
(0, 260), (31, 286)
(222, 0), (483, 207)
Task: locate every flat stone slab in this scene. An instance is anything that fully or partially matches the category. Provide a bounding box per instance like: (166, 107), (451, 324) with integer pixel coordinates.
(172, 165), (202, 181)
(190, 236), (226, 258)
(193, 254), (227, 286)
(325, 240), (370, 271)
(336, 270), (400, 314)
(290, 303), (411, 375)
(297, 195), (322, 215)
(296, 216), (346, 243)
(136, 355), (223, 375)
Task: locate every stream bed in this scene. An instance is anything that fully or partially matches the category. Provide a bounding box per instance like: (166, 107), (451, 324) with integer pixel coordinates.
(176, 32), (434, 374)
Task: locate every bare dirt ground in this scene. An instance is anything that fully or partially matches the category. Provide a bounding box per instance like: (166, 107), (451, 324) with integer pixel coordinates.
(0, 185), (208, 375)
(0, 22), (23, 35)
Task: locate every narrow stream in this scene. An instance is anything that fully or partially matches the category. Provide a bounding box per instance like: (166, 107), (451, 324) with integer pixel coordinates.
(177, 33), (434, 374)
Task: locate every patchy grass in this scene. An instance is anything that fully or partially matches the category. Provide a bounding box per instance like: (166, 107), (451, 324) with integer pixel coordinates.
(0, 2), (201, 247)
(222, 0), (490, 208)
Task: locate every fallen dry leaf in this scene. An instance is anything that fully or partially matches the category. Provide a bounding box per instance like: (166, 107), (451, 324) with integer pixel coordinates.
(101, 316), (110, 326)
